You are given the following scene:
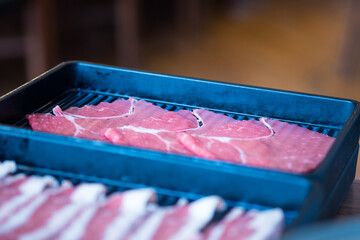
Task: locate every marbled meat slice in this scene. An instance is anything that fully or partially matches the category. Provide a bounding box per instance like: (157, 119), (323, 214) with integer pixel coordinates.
(178, 118), (335, 173)
(57, 188), (156, 240)
(103, 111), (199, 155)
(185, 109), (238, 135)
(203, 208), (284, 240)
(26, 97), (336, 173)
(62, 99), (133, 117)
(0, 183), (106, 239)
(124, 196), (224, 240)
(0, 175), (58, 232)
(26, 98), (168, 141)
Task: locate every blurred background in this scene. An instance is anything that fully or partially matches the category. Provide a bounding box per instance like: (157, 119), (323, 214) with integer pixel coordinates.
(0, 0), (359, 100)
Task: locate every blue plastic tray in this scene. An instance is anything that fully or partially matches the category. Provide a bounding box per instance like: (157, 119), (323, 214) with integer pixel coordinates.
(0, 61), (359, 227)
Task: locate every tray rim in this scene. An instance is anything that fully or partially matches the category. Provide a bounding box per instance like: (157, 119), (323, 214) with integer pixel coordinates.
(0, 60), (359, 178)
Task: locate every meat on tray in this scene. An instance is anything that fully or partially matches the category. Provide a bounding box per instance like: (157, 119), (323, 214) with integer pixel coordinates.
(203, 207), (284, 240)
(124, 196), (225, 240)
(69, 188), (156, 240)
(26, 98), (335, 173)
(0, 161), (285, 240)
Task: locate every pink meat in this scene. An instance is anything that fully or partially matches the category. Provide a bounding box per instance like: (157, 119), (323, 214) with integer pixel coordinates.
(26, 98), (168, 141)
(124, 196), (224, 240)
(203, 208), (284, 240)
(186, 109), (238, 135)
(63, 99), (132, 117)
(0, 175), (58, 235)
(57, 188), (156, 240)
(103, 111), (199, 155)
(26, 97), (336, 174)
(179, 118), (335, 173)
(0, 183), (106, 239)
(0, 175), (44, 223)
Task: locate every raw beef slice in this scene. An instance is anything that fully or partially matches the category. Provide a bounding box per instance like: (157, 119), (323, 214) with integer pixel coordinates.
(103, 110), (199, 155)
(26, 98), (168, 141)
(178, 118), (335, 173)
(27, 97), (336, 173)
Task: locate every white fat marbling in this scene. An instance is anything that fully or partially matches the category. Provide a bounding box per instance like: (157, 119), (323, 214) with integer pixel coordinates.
(128, 208), (167, 240)
(171, 196), (225, 240)
(70, 183), (106, 204)
(0, 195), (48, 235)
(19, 175), (58, 195)
(0, 160), (16, 179)
(121, 188), (156, 212)
(206, 208), (245, 240)
(103, 212), (144, 240)
(2, 173), (26, 185)
(56, 207), (98, 240)
(246, 208), (284, 240)
(20, 204), (86, 240)
(0, 194), (35, 223)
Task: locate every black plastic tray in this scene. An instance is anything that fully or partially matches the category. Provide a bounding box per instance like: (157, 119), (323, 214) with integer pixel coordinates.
(0, 61), (359, 227)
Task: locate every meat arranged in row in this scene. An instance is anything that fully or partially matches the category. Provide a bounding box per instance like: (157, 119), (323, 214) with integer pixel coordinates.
(27, 98), (335, 173)
(0, 161), (284, 240)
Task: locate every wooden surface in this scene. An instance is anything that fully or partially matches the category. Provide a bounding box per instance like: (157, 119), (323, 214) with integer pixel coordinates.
(337, 180), (360, 217)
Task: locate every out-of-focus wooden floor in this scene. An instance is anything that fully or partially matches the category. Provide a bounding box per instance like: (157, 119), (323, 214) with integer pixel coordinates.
(143, 0), (359, 100)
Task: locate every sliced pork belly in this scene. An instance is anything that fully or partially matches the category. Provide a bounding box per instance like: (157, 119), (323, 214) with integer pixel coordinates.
(203, 208), (284, 240)
(26, 98), (168, 141)
(179, 118), (335, 173)
(103, 111), (198, 155)
(125, 196), (225, 240)
(56, 188), (156, 240)
(0, 183), (106, 239)
(0, 175), (57, 225)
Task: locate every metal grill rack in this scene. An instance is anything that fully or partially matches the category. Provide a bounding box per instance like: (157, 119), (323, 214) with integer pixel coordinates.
(15, 88), (340, 138)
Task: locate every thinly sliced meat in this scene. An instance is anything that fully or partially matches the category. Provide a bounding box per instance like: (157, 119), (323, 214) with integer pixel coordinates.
(26, 98), (168, 141)
(103, 111), (199, 155)
(0, 161), (16, 179)
(0, 183), (106, 239)
(0, 175), (58, 225)
(179, 118), (335, 173)
(185, 109), (238, 135)
(57, 188), (156, 240)
(177, 118), (275, 163)
(27, 97), (336, 173)
(62, 99), (133, 117)
(0, 175), (57, 235)
(0, 174), (27, 187)
(176, 110), (199, 126)
(125, 196), (225, 240)
(203, 208), (284, 240)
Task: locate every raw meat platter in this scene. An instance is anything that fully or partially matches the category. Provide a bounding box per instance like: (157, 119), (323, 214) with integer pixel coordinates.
(0, 61), (359, 228)
(0, 160), (285, 239)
